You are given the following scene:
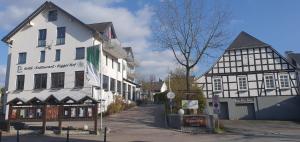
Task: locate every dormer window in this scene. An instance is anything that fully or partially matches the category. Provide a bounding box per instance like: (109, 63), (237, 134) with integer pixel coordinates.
(48, 10), (57, 21)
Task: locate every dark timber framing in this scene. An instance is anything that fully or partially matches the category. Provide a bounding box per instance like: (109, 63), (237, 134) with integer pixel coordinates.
(7, 96), (99, 135)
(197, 32), (299, 99)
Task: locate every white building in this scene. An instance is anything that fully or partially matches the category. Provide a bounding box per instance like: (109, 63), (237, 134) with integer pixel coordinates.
(1, 1), (138, 119)
(197, 31), (300, 120)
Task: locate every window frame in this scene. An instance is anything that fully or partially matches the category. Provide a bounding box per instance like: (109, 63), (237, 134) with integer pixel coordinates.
(237, 76), (248, 91)
(38, 29), (47, 47)
(18, 52), (27, 64)
(117, 62), (121, 72)
(40, 51), (45, 63)
(55, 49), (61, 61)
(51, 72), (65, 89)
(264, 74), (276, 90)
(110, 78), (116, 92)
(48, 10), (57, 21)
(103, 75), (109, 91)
(212, 77), (222, 92)
(34, 73), (47, 90)
(75, 47), (85, 60)
(279, 73), (290, 89)
(16, 75), (25, 91)
(75, 71), (84, 88)
(56, 27), (66, 45)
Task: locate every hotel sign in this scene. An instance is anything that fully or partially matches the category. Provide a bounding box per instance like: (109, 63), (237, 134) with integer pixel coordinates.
(183, 115), (207, 127)
(17, 62), (84, 73)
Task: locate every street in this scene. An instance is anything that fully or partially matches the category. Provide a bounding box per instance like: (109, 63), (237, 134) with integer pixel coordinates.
(2, 104), (300, 142)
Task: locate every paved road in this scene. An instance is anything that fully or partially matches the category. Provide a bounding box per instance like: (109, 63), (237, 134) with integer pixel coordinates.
(2, 104), (300, 142)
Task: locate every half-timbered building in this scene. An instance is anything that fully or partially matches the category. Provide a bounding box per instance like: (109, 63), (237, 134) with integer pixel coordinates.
(197, 31), (300, 120)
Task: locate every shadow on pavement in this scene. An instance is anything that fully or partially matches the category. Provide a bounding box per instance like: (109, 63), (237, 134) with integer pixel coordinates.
(105, 104), (166, 129)
(2, 134), (104, 142)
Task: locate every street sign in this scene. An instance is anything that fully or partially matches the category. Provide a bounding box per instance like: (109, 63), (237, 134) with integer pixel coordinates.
(212, 95), (220, 114)
(167, 91), (175, 99)
(182, 100), (199, 109)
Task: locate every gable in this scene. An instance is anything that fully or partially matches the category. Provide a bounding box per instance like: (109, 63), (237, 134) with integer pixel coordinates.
(203, 46), (296, 76)
(2, 1), (97, 44)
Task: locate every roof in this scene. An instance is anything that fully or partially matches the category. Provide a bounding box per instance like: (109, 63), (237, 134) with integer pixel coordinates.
(123, 47), (135, 62)
(287, 53), (300, 64)
(88, 22), (117, 39)
(7, 93), (99, 105)
(228, 31), (269, 49)
(103, 43), (127, 59)
(152, 81), (164, 92)
(2, 1), (101, 43)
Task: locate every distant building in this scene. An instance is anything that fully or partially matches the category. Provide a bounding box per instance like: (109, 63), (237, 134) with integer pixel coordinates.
(1, 1), (139, 119)
(197, 31), (300, 120)
(141, 79), (167, 101)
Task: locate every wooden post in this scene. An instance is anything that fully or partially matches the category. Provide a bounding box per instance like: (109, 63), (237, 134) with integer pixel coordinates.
(94, 103), (98, 135)
(42, 104), (47, 134)
(58, 105), (62, 134)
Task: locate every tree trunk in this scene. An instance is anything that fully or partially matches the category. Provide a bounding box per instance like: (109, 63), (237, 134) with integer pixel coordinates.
(186, 66), (190, 92)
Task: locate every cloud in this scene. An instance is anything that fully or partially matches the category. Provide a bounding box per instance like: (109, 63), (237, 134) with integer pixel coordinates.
(0, 0), (176, 80)
(0, 65), (6, 87)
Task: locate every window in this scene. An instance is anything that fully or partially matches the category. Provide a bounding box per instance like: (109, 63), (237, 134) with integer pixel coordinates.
(106, 55), (108, 66)
(76, 47), (85, 59)
(34, 74), (47, 89)
(128, 85), (131, 100)
(117, 81), (121, 93)
(122, 83), (126, 98)
(264, 75), (275, 89)
(48, 10), (57, 21)
(122, 64), (125, 71)
(56, 27), (65, 45)
(40, 51), (45, 62)
(237, 76), (248, 91)
(55, 49), (61, 61)
(16, 75), (25, 90)
(75, 71), (84, 88)
(213, 77), (222, 92)
(38, 29), (46, 47)
(51, 72), (65, 88)
(110, 78), (115, 92)
(112, 59), (114, 69)
(103, 75), (109, 91)
(18, 52), (27, 64)
(117, 62), (121, 72)
(279, 74), (290, 89)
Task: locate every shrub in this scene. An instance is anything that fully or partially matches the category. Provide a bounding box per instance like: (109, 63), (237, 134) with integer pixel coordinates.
(105, 96), (136, 116)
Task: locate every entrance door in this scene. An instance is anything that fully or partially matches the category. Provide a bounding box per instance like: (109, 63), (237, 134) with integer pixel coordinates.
(218, 102), (229, 120)
(236, 104), (255, 120)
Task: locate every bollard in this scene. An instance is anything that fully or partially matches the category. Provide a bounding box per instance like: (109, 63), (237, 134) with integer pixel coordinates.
(17, 130), (19, 142)
(66, 127), (69, 142)
(0, 130), (2, 142)
(104, 127), (107, 142)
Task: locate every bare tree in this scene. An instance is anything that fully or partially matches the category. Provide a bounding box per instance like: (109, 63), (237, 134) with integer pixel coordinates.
(154, 0), (229, 91)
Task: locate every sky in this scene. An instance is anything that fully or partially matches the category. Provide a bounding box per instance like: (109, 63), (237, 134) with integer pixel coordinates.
(0, 0), (300, 86)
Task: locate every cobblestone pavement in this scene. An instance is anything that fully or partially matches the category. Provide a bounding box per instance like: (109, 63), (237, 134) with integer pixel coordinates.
(2, 104), (300, 142)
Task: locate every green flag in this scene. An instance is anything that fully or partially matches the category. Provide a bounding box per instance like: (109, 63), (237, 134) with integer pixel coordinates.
(86, 45), (100, 86)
